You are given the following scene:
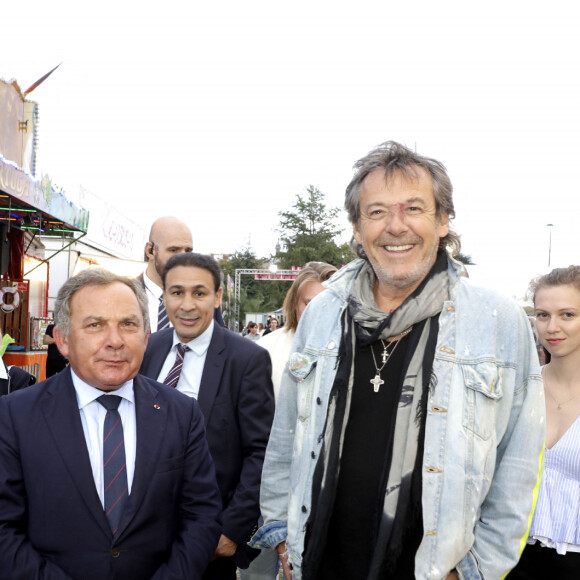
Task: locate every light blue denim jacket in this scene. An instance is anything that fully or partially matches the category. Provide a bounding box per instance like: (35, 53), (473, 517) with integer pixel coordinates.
(250, 256), (545, 580)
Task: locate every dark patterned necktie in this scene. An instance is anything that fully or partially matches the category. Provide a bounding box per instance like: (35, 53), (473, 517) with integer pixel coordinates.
(97, 395), (128, 535)
(157, 296), (170, 331)
(163, 343), (189, 388)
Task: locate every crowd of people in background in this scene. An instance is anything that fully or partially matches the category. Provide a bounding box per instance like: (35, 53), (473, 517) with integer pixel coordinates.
(0, 140), (578, 579)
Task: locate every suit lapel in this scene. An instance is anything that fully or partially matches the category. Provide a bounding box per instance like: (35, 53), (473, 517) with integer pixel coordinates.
(197, 324), (226, 421)
(143, 329), (173, 380)
(41, 368), (111, 539)
(116, 375), (166, 538)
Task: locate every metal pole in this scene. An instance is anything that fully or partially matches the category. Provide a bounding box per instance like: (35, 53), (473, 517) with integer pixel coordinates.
(23, 231), (87, 277)
(234, 269), (241, 330)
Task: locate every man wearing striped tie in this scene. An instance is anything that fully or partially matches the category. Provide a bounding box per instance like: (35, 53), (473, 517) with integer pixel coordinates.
(140, 252), (275, 580)
(0, 268), (223, 579)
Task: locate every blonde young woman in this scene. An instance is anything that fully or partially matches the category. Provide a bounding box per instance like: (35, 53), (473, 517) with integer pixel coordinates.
(257, 261), (337, 398)
(509, 266), (580, 578)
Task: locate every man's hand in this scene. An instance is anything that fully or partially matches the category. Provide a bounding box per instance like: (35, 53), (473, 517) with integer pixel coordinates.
(277, 542), (292, 580)
(213, 534), (237, 559)
(446, 570), (459, 580)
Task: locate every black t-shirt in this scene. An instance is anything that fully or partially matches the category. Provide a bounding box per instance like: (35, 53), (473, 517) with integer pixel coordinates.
(317, 331), (422, 579)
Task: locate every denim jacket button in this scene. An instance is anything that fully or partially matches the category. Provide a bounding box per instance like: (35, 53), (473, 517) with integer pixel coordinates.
(316, 397), (322, 405)
(311, 451), (316, 459)
(327, 341), (335, 349)
(301, 505), (308, 513)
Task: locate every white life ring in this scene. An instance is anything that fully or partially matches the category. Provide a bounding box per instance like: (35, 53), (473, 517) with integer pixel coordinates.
(0, 287), (20, 313)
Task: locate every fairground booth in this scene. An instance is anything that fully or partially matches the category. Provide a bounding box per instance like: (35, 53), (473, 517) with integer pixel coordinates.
(0, 78), (88, 381)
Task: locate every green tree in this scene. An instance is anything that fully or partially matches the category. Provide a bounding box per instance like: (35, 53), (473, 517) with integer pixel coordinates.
(275, 186), (353, 268)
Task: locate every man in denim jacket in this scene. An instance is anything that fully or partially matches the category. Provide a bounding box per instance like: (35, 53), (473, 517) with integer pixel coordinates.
(251, 142), (544, 580)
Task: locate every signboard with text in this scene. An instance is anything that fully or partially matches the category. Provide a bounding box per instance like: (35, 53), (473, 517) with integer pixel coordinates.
(0, 79), (88, 232)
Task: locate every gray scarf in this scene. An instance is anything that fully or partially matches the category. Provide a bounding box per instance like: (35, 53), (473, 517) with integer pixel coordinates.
(349, 258), (449, 344)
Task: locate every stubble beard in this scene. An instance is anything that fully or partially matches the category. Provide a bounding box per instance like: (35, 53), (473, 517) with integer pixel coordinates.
(366, 237), (440, 292)
(154, 253), (165, 279)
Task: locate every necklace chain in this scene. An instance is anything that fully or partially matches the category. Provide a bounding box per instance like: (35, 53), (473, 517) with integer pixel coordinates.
(369, 326), (412, 393)
(544, 372), (580, 410)
(546, 385), (580, 410)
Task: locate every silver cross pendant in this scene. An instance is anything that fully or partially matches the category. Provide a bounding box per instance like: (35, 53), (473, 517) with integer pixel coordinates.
(370, 373), (384, 393)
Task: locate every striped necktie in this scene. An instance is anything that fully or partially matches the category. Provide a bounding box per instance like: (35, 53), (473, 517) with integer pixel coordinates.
(163, 343), (189, 388)
(157, 296), (170, 331)
(97, 395), (128, 535)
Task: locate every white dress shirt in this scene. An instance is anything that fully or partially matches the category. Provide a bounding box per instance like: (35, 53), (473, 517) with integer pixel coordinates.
(71, 370), (137, 508)
(142, 270), (167, 333)
(157, 320), (214, 399)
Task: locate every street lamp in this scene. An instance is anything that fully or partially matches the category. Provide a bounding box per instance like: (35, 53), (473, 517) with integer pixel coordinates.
(546, 224), (553, 268)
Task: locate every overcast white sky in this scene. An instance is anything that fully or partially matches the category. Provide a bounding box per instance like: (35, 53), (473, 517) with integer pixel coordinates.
(3, 1), (580, 299)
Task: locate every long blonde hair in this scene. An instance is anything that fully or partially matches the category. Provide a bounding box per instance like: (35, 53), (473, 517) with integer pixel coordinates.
(283, 262), (337, 332)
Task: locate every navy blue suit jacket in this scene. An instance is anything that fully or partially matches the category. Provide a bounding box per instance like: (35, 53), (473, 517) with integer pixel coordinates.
(0, 368), (222, 579)
(140, 324), (275, 569)
(0, 362), (35, 396)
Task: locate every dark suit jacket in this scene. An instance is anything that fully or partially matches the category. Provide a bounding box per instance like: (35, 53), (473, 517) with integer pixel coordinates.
(0, 362), (35, 396)
(0, 368), (222, 580)
(136, 272), (225, 327)
(140, 324), (275, 569)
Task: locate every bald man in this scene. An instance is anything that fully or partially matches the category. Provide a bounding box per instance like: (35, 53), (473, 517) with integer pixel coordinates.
(137, 217), (194, 332)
